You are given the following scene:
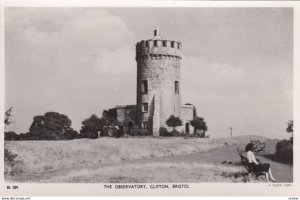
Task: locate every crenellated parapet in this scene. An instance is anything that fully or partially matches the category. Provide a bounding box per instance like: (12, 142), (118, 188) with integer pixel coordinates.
(136, 39), (182, 61)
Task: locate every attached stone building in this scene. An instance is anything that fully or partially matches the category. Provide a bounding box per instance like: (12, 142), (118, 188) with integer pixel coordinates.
(109, 27), (195, 136)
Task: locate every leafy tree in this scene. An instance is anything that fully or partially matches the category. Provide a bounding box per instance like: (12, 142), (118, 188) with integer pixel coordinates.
(165, 115), (182, 133)
(28, 112), (78, 140)
(80, 114), (106, 139)
(286, 120), (293, 134)
(286, 120), (293, 143)
(275, 120), (294, 163)
(102, 108), (118, 126)
(276, 140), (293, 164)
(4, 131), (18, 141)
(4, 107), (14, 130)
(190, 117), (208, 137)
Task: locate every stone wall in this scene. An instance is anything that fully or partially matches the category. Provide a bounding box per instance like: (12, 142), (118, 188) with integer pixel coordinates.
(179, 105), (195, 134)
(115, 105), (136, 126)
(181, 105), (194, 122)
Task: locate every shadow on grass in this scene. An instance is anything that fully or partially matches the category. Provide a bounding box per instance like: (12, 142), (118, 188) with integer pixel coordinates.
(220, 171), (266, 183)
(220, 160), (267, 183)
(220, 171), (250, 183)
(221, 161), (242, 165)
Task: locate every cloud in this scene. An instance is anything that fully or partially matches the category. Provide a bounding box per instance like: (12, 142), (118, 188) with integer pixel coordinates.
(5, 8), (137, 133)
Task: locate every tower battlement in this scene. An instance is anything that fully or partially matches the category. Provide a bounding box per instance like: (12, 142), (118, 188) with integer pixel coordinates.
(136, 27), (182, 61)
(136, 40), (182, 61)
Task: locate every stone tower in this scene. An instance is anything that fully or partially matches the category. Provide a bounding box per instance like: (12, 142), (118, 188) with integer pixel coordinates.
(136, 26), (182, 136)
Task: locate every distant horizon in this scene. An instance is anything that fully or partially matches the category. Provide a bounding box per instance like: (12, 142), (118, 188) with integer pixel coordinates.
(5, 8), (293, 139)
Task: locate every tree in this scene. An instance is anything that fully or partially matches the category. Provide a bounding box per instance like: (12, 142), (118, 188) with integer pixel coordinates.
(102, 108), (118, 126)
(286, 120), (293, 143)
(286, 120), (293, 134)
(190, 117), (208, 137)
(80, 114), (106, 139)
(275, 120), (294, 163)
(4, 131), (18, 141)
(165, 115), (182, 133)
(28, 112), (78, 140)
(4, 107), (14, 130)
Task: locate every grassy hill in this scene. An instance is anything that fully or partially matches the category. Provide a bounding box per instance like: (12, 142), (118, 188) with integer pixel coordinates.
(5, 135), (287, 183)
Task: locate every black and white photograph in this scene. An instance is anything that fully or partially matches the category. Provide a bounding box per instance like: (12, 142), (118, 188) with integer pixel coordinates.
(1, 2), (299, 197)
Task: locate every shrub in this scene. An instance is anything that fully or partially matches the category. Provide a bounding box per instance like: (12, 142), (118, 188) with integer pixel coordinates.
(4, 131), (19, 141)
(80, 114), (106, 139)
(4, 148), (23, 176)
(172, 130), (185, 137)
(165, 115), (182, 132)
(159, 127), (173, 137)
(133, 128), (151, 136)
(191, 117), (208, 135)
(275, 139), (293, 164)
(101, 126), (118, 137)
(79, 131), (99, 139)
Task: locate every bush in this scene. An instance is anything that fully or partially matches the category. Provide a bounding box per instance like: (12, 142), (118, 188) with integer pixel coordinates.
(79, 131), (98, 139)
(165, 115), (182, 132)
(4, 148), (23, 176)
(100, 126), (118, 137)
(80, 114), (106, 139)
(133, 128), (151, 136)
(275, 139), (293, 164)
(172, 130), (185, 137)
(5, 131), (19, 141)
(191, 117), (208, 135)
(159, 127), (172, 137)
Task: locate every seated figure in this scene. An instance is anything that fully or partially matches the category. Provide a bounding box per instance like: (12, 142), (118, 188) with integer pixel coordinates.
(245, 143), (277, 182)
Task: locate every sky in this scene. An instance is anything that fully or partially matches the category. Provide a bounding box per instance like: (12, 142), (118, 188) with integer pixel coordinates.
(5, 8), (293, 139)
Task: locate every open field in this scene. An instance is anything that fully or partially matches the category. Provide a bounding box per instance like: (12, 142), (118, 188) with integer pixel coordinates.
(4, 135), (292, 183)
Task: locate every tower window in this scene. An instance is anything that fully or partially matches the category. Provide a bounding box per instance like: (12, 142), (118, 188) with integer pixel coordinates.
(154, 40), (157, 47)
(175, 81), (179, 94)
(146, 41), (149, 47)
(163, 40), (167, 47)
(171, 41), (174, 48)
(177, 43), (180, 49)
(142, 103), (148, 112)
(141, 80), (148, 94)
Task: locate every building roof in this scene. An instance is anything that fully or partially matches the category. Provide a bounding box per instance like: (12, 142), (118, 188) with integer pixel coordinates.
(115, 105), (136, 109)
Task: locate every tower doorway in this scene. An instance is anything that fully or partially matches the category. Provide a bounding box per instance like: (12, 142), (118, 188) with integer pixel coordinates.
(185, 123), (190, 134)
